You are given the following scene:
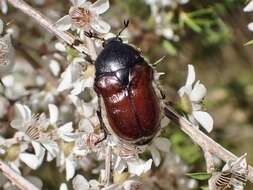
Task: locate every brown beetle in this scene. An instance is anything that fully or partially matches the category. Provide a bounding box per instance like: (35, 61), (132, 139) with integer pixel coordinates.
(85, 21), (161, 145)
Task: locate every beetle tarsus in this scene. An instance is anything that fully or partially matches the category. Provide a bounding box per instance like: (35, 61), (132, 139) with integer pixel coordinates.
(84, 30), (105, 42)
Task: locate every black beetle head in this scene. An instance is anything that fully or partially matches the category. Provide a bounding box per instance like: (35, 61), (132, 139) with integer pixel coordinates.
(102, 37), (123, 47)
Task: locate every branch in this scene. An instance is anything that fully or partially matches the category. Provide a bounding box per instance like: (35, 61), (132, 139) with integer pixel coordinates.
(0, 160), (40, 190)
(7, 0), (97, 59)
(163, 104), (253, 183)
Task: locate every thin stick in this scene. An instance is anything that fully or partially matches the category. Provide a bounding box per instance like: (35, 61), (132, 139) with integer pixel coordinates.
(163, 104), (253, 183)
(0, 160), (40, 190)
(103, 146), (112, 186)
(7, 0), (95, 57)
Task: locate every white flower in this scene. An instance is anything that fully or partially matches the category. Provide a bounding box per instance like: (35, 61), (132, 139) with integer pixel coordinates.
(55, 0), (110, 33)
(178, 65), (207, 103)
(10, 104), (59, 167)
(148, 137), (171, 166)
(178, 64), (214, 132)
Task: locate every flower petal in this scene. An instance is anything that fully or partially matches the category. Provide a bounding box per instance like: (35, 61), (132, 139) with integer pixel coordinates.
(60, 183), (68, 190)
(79, 118), (94, 133)
(160, 116), (170, 128)
(91, 18), (111, 33)
(71, 0), (87, 6)
(0, 19), (3, 34)
(114, 156), (126, 173)
(185, 64), (195, 86)
(248, 22), (253, 32)
(123, 180), (141, 190)
(16, 104), (32, 121)
(10, 119), (24, 131)
(41, 139), (59, 158)
(55, 42), (66, 52)
(55, 15), (72, 31)
(0, 0), (8, 14)
(244, 0), (253, 12)
(20, 152), (44, 170)
(31, 141), (45, 158)
(127, 159), (152, 176)
(59, 122), (73, 133)
(58, 122), (77, 142)
(193, 111), (214, 133)
(90, 0), (109, 15)
(66, 158), (76, 181)
(49, 104), (59, 124)
(49, 59), (61, 76)
(189, 81), (207, 102)
(148, 145), (161, 166)
(72, 174), (89, 189)
(154, 137), (171, 152)
(57, 67), (73, 92)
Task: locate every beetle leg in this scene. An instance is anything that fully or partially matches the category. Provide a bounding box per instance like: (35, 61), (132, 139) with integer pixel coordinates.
(94, 96), (109, 145)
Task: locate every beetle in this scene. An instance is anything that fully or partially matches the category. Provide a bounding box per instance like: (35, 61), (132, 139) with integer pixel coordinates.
(85, 20), (161, 145)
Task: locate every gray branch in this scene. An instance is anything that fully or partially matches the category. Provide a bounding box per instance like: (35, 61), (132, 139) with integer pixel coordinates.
(163, 104), (253, 183)
(0, 161), (40, 190)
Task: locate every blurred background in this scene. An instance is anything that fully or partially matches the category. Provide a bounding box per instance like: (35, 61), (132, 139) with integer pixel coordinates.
(1, 0), (253, 189)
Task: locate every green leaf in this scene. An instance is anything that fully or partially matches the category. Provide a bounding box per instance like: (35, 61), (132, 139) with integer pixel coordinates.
(181, 12), (202, 33)
(201, 186), (209, 190)
(186, 172), (212, 180)
(152, 56), (166, 66)
(162, 41), (177, 56)
(244, 40), (253, 46)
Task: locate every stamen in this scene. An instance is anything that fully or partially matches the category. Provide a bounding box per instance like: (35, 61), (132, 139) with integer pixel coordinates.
(69, 7), (92, 28)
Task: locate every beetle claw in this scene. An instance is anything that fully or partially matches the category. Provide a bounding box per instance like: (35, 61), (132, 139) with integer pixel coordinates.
(84, 30), (93, 38)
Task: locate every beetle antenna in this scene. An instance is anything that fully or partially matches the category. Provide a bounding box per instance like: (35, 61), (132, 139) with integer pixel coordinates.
(117, 19), (129, 37)
(84, 30), (105, 42)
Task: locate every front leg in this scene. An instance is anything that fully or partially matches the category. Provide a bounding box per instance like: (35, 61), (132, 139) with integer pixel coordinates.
(95, 95), (108, 145)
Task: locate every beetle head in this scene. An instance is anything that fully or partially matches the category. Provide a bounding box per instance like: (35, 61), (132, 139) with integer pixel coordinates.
(102, 37), (122, 47)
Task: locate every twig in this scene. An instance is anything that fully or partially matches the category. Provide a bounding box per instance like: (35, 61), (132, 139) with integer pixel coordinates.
(203, 150), (215, 173)
(163, 104), (253, 183)
(0, 160), (40, 190)
(7, 0), (93, 57)
(103, 146), (112, 186)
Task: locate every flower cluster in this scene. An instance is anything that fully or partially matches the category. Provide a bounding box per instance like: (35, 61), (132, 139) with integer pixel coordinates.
(144, 0), (189, 40)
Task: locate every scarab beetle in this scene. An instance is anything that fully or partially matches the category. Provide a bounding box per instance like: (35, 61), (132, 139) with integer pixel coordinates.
(85, 21), (161, 145)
